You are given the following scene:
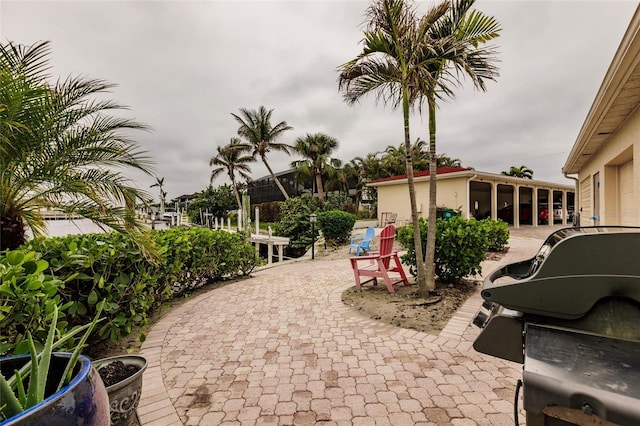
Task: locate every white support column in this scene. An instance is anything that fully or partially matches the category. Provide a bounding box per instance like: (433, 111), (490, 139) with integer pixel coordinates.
(255, 206), (260, 235)
(267, 242), (273, 265)
(562, 190), (568, 225)
(278, 244), (283, 263)
(491, 182), (498, 220)
(533, 188), (539, 228)
(514, 185), (520, 228)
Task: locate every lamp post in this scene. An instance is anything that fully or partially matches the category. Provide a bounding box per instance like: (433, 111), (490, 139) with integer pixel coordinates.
(310, 213), (317, 260)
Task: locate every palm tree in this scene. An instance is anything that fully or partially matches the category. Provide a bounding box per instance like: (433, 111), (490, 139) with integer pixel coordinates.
(414, 0), (501, 293)
(210, 138), (253, 208)
(501, 165), (533, 179)
(338, 0), (438, 294)
(232, 106), (293, 200)
(291, 133), (339, 202)
(1, 41), (154, 251)
(150, 177), (166, 215)
(436, 153), (462, 168)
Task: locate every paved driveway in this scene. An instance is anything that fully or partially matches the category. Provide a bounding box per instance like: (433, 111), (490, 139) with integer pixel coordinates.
(137, 236), (543, 425)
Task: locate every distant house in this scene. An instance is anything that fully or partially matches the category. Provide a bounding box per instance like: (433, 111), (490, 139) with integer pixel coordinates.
(563, 6), (640, 226)
(247, 169), (358, 205)
(174, 194), (196, 211)
(368, 167), (575, 228)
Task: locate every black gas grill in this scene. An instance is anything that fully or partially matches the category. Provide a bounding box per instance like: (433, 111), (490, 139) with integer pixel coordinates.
(473, 226), (640, 425)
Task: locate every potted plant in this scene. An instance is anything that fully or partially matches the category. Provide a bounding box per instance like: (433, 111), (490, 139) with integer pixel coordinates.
(93, 354), (148, 426)
(0, 304), (110, 425)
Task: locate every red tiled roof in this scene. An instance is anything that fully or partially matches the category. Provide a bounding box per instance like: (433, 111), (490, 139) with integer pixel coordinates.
(368, 167), (471, 184)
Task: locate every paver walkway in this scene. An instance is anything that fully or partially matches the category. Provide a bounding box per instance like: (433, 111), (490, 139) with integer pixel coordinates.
(138, 235), (546, 425)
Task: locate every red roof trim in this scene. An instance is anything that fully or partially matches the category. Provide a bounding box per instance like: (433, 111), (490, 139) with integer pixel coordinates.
(368, 167), (471, 184)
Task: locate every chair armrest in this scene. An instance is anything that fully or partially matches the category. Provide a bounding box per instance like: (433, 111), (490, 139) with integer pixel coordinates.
(350, 254), (381, 261)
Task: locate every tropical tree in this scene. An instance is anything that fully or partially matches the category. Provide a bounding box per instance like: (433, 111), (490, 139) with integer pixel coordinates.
(501, 165), (533, 179)
(210, 138), (253, 208)
(382, 139), (430, 175)
(232, 106), (293, 199)
(150, 176), (166, 215)
(436, 153), (462, 168)
(291, 133), (339, 202)
(415, 0), (501, 294)
(0, 40), (154, 251)
(338, 0), (434, 294)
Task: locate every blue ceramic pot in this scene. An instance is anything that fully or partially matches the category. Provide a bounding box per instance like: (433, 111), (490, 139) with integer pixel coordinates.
(0, 353), (110, 426)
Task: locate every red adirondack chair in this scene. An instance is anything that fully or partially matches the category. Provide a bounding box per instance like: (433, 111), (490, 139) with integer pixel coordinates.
(349, 224), (410, 294)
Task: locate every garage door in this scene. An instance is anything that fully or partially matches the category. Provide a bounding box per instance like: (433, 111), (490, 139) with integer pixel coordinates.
(619, 160), (635, 226)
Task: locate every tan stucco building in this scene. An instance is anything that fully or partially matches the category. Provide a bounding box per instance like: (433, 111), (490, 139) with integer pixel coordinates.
(563, 6), (640, 226)
(369, 167), (575, 228)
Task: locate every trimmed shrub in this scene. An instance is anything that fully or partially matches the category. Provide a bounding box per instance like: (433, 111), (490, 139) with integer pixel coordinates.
(398, 216), (489, 284)
(317, 210), (356, 245)
(23, 227), (260, 345)
(480, 219), (510, 252)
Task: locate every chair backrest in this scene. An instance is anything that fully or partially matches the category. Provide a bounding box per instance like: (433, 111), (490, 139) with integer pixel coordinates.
(362, 227), (375, 245)
(378, 225), (396, 261)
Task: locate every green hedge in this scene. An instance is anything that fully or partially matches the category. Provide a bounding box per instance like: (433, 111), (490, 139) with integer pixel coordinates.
(398, 216), (497, 283)
(479, 218), (510, 252)
(317, 210), (356, 245)
(1, 227), (260, 353)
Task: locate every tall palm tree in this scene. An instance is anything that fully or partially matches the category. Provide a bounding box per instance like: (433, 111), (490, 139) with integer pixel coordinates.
(1, 40), (154, 251)
(150, 176), (166, 215)
(232, 106), (293, 200)
(339, 0), (438, 294)
(291, 133), (339, 202)
(210, 138), (253, 208)
(414, 0), (501, 293)
(501, 165), (533, 179)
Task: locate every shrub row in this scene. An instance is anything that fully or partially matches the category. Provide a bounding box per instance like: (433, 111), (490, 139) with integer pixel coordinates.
(397, 217), (509, 284)
(1, 227), (259, 355)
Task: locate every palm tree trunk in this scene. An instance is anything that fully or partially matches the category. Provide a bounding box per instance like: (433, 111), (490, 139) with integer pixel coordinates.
(424, 94), (438, 293)
(1, 215), (26, 250)
(261, 154), (289, 200)
(315, 171), (325, 202)
(229, 175), (242, 210)
(402, 86), (428, 296)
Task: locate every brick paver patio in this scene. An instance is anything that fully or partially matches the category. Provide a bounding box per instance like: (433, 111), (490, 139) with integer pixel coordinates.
(137, 236), (544, 425)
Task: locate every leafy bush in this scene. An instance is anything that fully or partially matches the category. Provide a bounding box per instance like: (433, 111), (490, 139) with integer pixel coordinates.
(398, 216), (489, 283)
(480, 219), (510, 252)
(323, 194), (356, 214)
(274, 195), (322, 248)
(23, 227), (260, 345)
(188, 185), (238, 225)
(435, 216), (488, 283)
(0, 250), (68, 355)
(25, 233), (163, 343)
(317, 210), (356, 245)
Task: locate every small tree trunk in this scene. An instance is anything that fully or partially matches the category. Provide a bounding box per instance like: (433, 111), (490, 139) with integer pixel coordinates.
(424, 95), (438, 293)
(315, 172), (325, 202)
(262, 155), (289, 200)
(401, 86), (428, 297)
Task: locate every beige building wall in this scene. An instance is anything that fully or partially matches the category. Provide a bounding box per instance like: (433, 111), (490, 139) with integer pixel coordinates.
(576, 107), (639, 226)
(376, 177), (468, 225)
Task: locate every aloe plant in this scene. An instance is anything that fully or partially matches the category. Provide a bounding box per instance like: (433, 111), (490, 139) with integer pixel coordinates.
(0, 301), (104, 420)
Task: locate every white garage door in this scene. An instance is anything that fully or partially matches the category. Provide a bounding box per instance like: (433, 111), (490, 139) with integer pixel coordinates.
(619, 160), (635, 226)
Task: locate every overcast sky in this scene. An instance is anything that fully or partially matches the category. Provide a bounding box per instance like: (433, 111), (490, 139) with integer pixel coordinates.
(3, 0), (638, 202)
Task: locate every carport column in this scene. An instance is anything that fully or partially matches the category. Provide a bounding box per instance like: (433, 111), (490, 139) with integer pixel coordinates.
(514, 185), (520, 228)
(562, 190), (568, 225)
(533, 188), (538, 228)
(491, 182), (498, 220)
